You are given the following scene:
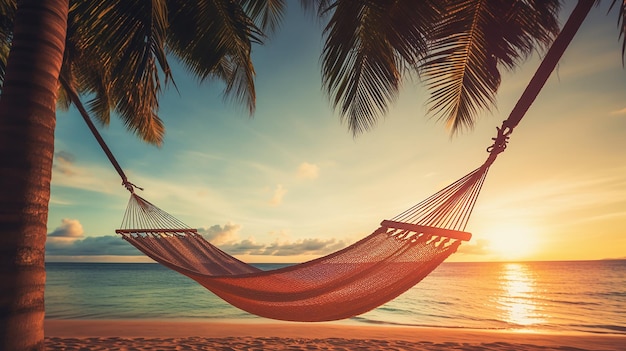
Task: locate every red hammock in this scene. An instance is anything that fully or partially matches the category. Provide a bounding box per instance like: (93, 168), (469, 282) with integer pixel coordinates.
(115, 164), (484, 321)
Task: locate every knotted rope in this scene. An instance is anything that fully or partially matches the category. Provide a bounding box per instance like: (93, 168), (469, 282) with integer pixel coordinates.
(482, 0), (594, 167)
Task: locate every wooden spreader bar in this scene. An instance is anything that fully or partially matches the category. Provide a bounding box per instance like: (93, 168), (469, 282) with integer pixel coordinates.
(380, 220), (472, 241)
(116, 228), (198, 234)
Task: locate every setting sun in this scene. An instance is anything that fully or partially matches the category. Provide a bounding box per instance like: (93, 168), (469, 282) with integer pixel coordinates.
(482, 225), (540, 261)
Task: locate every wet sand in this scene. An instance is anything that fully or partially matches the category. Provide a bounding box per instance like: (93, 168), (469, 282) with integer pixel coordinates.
(45, 319), (625, 350)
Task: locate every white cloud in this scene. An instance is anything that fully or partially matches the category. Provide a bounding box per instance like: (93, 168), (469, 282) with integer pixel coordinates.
(297, 162), (319, 180)
(53, 151), (76, 176)
(46, 218), (141, 256)
(269, 184), (287, 206)
(47, 218), (86, 248)
(50, 152), (119, 195)
(48, 218), (84, 238)
(198, 222), (242, 245)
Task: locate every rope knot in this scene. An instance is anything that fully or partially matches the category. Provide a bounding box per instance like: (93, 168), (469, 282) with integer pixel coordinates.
(483, 123), (513, 167)
(122, 180), (144, 194)
(486, 125), (512, 155)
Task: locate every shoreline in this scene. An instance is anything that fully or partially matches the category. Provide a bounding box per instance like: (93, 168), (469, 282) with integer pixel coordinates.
(45, 319), (626, 350)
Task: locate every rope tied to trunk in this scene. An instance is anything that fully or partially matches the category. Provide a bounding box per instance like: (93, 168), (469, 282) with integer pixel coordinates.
(485, 122), (513, 166)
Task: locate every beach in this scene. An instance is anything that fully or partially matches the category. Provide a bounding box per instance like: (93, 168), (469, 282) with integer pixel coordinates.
(45, 319), (625, 350)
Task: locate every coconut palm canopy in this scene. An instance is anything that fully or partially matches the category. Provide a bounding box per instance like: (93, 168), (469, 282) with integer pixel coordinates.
(42, 1), (625, 265)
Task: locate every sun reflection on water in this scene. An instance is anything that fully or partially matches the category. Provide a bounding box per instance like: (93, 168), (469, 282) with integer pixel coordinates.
(498, 263), (545, 327)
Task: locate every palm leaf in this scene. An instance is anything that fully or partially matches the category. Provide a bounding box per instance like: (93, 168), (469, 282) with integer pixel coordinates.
(167, 0), (262, 115)
(241, 0), (286, 34)
(421, 0), (560, 133)
(321, 0), (440, 135)
(65, 0), (171, 145)
(299, 0), (333, 18)
(610, 0), (626, 63)
(0, 0), (15, 88)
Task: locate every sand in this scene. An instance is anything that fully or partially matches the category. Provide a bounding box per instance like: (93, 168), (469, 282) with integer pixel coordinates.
(44, 319), (625, 351)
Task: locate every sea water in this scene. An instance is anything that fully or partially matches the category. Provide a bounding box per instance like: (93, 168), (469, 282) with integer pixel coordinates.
(45, 260), (626, 335)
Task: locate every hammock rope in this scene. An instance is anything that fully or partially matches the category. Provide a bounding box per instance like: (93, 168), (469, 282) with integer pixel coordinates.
(71, 0), (593, 322)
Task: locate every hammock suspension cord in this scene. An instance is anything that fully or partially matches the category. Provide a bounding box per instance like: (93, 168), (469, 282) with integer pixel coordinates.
(70, 0), (593, 322)
(60, 75), (143, 194)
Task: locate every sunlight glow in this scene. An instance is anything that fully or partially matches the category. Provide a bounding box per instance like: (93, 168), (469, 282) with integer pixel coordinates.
(482, 224), (539, 260)
(497, 263), (545, 327)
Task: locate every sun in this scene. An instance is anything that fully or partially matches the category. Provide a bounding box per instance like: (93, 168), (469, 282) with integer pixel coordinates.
(482, 225), (539, 261)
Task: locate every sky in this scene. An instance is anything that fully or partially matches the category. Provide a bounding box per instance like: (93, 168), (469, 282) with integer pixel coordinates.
(46, 3), (626, 263)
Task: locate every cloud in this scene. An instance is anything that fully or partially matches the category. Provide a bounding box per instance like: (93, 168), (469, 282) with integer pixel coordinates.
(477, 169), (626, 219)
(46, 218), (140, 256)
(198, 222), (242, 245)
(45, 216), (347, 258)
(264, 238), (346, 256)
(46, 235), (140, 256)
(48, 218), (84, 238)
(297, 162), (319, 180)
(199, 222), (348, 257)
(456, 239), (490, 256)
(269, 184), (287, 206)
(220, 239), (267, 254)
(46, 228), (348, 259)
(609, 107), (626, 115)
(219, 237), (348, 256)
(53, 151), (77, 176)
(50, 158), (119, 195)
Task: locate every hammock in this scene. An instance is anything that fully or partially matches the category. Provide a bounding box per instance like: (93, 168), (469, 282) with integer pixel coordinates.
(114, 166), (482, 321)
(69, 1), (591, 323)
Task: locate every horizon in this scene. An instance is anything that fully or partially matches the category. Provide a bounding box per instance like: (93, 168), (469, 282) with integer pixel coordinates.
(47, 3), (626, 264)
(44, 257), (626, 264)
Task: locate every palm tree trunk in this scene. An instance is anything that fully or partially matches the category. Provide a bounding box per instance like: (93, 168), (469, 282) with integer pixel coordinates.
(0, 0), (68, 350)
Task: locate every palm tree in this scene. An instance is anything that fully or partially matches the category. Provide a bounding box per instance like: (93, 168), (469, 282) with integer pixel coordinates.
(0, 0), (284, 349)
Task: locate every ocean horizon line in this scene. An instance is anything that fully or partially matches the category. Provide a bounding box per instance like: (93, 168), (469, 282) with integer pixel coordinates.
(44, 258), (626, 264)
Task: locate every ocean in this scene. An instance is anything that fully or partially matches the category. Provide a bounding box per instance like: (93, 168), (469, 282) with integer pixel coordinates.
(45, 260), (626, 335)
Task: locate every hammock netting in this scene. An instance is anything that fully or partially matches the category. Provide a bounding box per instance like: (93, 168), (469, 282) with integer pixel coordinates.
(116, 163), (489, 322)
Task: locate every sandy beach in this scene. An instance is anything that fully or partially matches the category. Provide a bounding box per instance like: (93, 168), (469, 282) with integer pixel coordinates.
(44, 319), (625, 350)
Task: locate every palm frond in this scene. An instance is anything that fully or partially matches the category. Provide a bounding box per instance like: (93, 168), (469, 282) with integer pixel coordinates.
(610, 0), (626, 63)
(241, 0), (286, 34)
(167, 0), (261, 115)
(0, 0), (16, 88)
(299, 0), (333, 18)
(61, 10), (113, 126)
(421, 0), (560, 133)
(66, 0), (171, 145)
(321, 0), (440, 135)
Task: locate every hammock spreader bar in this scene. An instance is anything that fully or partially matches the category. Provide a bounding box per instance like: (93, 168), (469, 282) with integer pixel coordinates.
(73, 0), (593, 322)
